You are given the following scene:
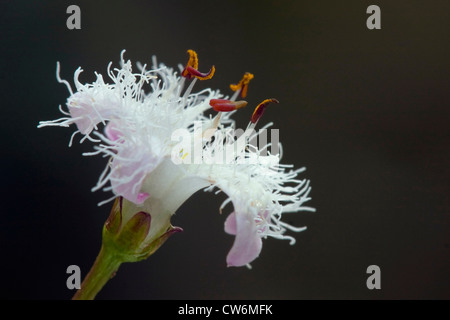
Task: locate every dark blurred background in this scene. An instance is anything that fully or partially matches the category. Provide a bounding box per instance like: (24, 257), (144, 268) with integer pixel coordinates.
(1, 0), (449, 299)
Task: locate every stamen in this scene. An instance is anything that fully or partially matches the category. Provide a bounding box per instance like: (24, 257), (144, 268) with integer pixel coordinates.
(184, 66), (215, 80)
(250, 98), (279, 123)
(181, 50), (215, 80)
(209, 99), (247, 112)
(230, 72), (254, 98)
(183, 49), (199, 73)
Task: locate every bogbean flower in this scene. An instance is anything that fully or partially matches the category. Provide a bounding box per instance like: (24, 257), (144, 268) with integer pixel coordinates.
(39, 50), (315, 267)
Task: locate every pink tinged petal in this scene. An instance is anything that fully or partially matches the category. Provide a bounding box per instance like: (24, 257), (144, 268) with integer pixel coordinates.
(105, 121), (122, 141)
(68, 90), (120, 134)
(136, 192), (150, 204)
(110, 147), (160, 205)
(224, 212), (237, 235)
(68, 102), (95, 134)
(226, 212), (262, 267)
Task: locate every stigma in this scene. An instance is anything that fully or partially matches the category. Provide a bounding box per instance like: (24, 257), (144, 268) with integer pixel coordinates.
(181, 49), (215, 80)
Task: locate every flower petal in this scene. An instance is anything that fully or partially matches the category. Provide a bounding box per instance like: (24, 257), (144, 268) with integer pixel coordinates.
(224, 211), (237, 235)
(105, 121), (123, 141)
(110, 146), (160, 204)
(226, 211), (262, 267)
(68, 87), (120, 134)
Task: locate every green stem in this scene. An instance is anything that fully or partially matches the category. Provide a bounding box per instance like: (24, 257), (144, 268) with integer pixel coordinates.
(72, 245), (122, 300)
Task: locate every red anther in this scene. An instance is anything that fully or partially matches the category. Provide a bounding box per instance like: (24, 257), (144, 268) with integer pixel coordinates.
(184, 65), (216, 80)
(250, 99), (279, 123)
(209, 99), (247, 112)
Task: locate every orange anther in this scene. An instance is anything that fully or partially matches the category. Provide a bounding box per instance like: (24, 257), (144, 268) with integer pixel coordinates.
(182, 50), (215, 80)
(230, 72), (254, 98)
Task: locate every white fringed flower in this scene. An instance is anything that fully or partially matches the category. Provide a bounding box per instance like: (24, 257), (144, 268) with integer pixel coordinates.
(39, 50), (315, 267)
